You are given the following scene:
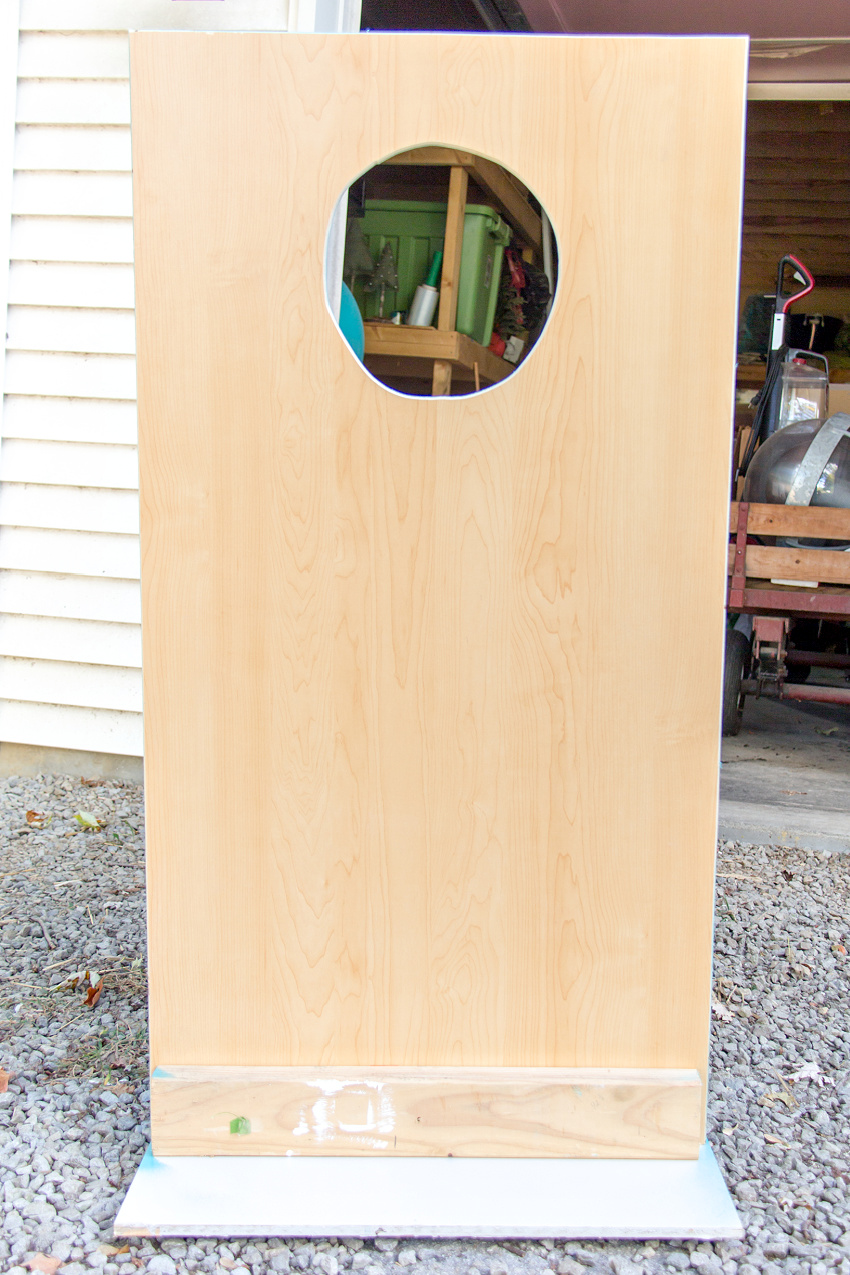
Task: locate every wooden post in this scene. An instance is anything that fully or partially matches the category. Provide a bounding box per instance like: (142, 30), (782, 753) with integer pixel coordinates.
(432, 164), (468, 396)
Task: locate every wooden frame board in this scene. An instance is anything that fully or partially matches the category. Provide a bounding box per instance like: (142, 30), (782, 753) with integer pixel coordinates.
(151, 1065), (702, 1158)
(130, 32), (747, 1157)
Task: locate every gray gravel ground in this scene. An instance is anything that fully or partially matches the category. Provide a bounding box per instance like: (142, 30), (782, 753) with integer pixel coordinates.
(1, 774), (848, 1275)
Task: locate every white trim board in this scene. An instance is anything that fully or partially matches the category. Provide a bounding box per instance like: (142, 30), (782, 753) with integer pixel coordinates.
(114, 1144), (743, 1241)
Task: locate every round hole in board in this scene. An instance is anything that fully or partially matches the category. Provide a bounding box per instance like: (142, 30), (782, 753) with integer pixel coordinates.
(324, 146), (558, 399)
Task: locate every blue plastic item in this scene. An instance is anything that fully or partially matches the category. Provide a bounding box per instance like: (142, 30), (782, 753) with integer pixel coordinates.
(339, 281), (365, 361)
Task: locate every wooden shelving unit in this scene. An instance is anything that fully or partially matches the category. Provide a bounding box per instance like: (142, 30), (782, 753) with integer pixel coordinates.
(363, 147), (544, 397)
(363, 322), (514, 388)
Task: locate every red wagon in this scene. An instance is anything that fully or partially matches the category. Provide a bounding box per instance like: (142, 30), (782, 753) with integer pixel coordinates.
(723, 500), (850, 733)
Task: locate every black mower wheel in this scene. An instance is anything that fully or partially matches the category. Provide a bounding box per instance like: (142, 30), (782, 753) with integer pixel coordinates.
(722, 629), (750, 737)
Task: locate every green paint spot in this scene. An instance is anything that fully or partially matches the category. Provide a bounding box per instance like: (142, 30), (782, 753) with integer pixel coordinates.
(230, 1116), (251, 1136)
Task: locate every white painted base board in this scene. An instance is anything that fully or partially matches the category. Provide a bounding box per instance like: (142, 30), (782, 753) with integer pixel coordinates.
(114, 1144), (742, 1240)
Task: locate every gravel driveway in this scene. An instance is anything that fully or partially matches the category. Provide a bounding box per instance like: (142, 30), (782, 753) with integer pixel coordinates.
(1, 774), (848, 1275)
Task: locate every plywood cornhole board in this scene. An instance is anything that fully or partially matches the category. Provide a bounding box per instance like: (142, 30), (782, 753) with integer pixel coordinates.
(123, 30), (747, 1233)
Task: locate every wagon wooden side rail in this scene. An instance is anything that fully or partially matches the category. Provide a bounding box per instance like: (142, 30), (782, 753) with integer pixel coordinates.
(728, 501), (850, 621)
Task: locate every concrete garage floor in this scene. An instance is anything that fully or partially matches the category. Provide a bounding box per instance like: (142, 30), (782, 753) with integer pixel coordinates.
(719, 691), (850, 852)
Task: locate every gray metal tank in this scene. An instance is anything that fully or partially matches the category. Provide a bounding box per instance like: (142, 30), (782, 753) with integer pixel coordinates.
(743, 415), (850, 509)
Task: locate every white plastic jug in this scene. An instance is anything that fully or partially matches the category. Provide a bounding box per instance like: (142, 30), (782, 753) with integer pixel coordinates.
(778, 356), (829, 431)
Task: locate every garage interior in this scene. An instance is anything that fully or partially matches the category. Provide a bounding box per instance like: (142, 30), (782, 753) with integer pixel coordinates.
(723, 92), (850, 852)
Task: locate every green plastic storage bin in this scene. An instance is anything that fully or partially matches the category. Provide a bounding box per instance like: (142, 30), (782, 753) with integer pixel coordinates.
(351, 199), (511, 347)
(455, 205), (511, 349)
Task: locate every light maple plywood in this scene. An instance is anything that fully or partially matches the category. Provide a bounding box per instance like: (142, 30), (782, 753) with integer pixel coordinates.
(130, 34), (747, 1148)
(151, 1066), (702, 1159)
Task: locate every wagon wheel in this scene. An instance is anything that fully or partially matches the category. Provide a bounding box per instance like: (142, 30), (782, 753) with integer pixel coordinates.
(722, 628), (751, 736)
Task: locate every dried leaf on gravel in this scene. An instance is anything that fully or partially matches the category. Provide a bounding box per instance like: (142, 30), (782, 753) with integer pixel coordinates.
(97, 1243), (129, 1256)
(25, 810), (49, 827)
(711, 996), (734, 1021)
(787, 1060), (831, 1086)
(764, 1134), (793, 1149)
(26, 1256), (63, 1274)
(0, 1067), (11, 1092)
(762, 1090), (797, 1108)
(63, 967), (98, 993)
(84, 976), (104, 1007)
(75, 810), (105, 829)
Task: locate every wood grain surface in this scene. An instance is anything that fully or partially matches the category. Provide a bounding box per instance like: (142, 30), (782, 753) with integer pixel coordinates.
(151, 1066), (702, 1159)
(130, 34), (747, 1149)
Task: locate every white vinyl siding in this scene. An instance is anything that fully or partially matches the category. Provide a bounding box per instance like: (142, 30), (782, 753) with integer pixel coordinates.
(8, 307), (136, 354)
(4, 353), (137, 400)
(2, 396), (137, 443)
(0, 527), (140, 578)
(0, 613), (142, 667)
(13, 171), (133, 217)
(17, 33), (130, 80)
(8, 262), (135, 309)
(0, 0), (357, 760)
(14, 126), (131, 172)
(0, 12), (140, 755)
(0, 656), (141, 712)
(0, 439), (138, 488)
(0, 571), (141, 623)
(0, 699), (143, 756)
(10, 216), (135, 263)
